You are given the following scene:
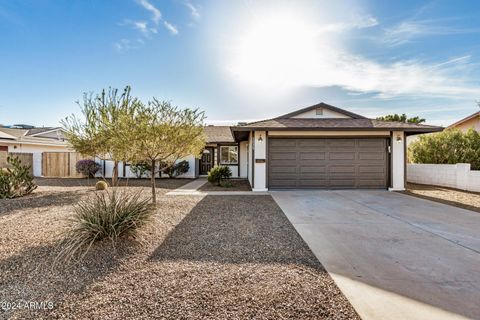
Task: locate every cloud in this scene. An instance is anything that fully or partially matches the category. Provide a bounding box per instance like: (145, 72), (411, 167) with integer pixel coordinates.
(114, 38), (144, 52)
(184, 1), (200, 20)
(225, 11), (480, 100)
(135, 0), (179, 35)
(383, 19), (480, 46)
(123, 19), (157, 36)
(137, 0), (161, 24)
(163, 21), (178, 35)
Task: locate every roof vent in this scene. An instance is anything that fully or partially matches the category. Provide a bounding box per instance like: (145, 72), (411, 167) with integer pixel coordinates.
(237, 122), (247, 126)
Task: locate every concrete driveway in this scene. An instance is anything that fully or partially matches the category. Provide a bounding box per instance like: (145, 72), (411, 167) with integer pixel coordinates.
(271, 190), (480, 320)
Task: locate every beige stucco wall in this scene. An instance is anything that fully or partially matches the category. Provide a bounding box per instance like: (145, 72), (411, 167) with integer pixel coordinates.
(453, 117), (480, 132)
(291, 108), (351, 119)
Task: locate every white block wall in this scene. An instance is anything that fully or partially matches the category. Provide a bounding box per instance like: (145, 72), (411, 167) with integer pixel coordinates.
(407, 163), (480, 192)
(96, 155), (197, 179)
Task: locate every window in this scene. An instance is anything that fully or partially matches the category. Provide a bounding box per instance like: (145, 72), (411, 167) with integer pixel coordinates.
(220, 146), (238, 164)
(316, 108), (323, 115)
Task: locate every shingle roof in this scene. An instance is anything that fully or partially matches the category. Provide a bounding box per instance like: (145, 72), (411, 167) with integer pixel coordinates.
(204, 126), (235, 143)
(0, 127), (68, 146)
(0, 127), (28, 138)
(276, 102), (366, 119)
(26, 127), (59, 136)
(447, 111), (480, 129)
(234, 118), (443, 133)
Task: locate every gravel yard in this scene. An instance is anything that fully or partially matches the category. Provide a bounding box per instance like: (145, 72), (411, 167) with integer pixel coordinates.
(404, 183), (480, 213)
(199, 179), (252, 192)
(0, 179), (358, 319)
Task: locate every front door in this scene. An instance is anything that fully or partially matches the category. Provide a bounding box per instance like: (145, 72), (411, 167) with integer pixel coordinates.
(200, 148), (214, 175)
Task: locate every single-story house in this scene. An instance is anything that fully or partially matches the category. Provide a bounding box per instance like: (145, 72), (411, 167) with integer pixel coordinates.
(224, 103), (442, 191)
(1, 103), (443, 190)
(0, 127), (70, 176)
(447, 111), (480, 132)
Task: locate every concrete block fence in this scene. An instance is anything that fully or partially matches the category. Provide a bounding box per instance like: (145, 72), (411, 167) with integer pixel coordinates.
(407, 163), (480, 192)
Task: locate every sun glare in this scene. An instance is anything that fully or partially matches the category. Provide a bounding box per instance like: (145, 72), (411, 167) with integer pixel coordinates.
(228, 11), (321, 88)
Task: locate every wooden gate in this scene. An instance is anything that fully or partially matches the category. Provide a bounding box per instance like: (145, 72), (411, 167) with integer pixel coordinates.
(42, 152), (87, 178)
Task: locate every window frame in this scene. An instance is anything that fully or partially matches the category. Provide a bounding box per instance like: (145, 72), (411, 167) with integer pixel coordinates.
(219, 145), (239, 165)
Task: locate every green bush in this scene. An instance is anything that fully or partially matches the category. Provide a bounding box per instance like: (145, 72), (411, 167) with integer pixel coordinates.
(162, 160), (190, 178)
(56, 190), (153, 262)
(0, 155), (37, 199)
(130, 161), (152, 178)
(207, 166), (232, 186)
(409, 128), (480, 170)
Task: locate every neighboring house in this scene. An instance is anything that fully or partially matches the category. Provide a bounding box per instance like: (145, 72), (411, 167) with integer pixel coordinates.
(447, 111), (480, 132)
(0, 127), (70, 176)
(227, 103), (441, 191)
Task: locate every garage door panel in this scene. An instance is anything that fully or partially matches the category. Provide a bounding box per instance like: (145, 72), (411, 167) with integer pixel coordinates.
(328, 139), (355, 147)
(270, 166), (297, 173)
(300, 166), (326, 173)
(328, 166), (356, 174)
(300, 152), (326, 160)
(359, 152), (385, 160)
(268, 138), (388, 189)
(270, 152), (296, 160)
(359, 165), (386, 173)
(329, 152), (356, 160)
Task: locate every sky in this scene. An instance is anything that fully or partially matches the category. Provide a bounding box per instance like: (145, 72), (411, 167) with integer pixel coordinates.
(1, 0), (480, 127)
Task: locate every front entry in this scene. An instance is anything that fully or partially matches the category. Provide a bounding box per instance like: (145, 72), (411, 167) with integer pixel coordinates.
(199, 147), (214, 175)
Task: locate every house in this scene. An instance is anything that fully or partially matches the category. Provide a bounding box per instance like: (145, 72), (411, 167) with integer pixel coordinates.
(0, 127), (70, 176)
(447, 111), (480, 132)
(224, 102), (442, 191)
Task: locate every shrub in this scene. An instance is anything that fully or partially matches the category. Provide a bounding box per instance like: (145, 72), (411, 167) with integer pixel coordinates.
(130, 161), (152, 178)
(0, 156), (37, 199)
(409, 128), (480, 170)
(207, 166), (232, 186)
(161, 160), (190, 178)
(95, 180), (109, 190)
(76, 159), (101, 178)
(56, 190), (153, 262)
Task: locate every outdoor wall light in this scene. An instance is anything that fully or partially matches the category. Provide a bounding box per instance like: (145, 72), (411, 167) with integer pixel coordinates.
(257, 134), (263, 142)
(396, 134), (403, 142)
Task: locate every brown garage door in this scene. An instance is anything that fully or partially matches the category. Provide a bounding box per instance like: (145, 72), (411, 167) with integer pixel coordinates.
(268, 138), (388, 189)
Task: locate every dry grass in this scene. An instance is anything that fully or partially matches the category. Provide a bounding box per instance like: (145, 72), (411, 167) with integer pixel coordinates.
(0, 179), (358, 319)
(404, 183), (480, 213)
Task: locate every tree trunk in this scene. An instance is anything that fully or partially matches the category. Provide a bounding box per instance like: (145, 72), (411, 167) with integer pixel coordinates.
(151, 159), (156, 204)
(112, 161), (119, 186)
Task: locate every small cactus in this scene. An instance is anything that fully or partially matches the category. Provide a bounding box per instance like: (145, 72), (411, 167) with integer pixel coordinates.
(95, 181), (109, 190)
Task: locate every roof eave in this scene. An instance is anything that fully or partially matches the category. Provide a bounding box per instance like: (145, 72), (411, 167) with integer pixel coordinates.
(232, 126), (444, 133)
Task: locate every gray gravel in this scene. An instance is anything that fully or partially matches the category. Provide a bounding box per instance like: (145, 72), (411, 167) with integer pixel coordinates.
(0, 184), (359, 319)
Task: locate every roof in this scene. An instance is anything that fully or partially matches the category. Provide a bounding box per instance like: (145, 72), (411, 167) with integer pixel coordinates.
(230, 102), (443, 139)
(233, 118), (443, 133)
(204, 126), (235, 143)
(447, 111), (480, 129)
(0, 127), (68, 146)
(276, 102), (366, 119)
(27, 127), (62, 136)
